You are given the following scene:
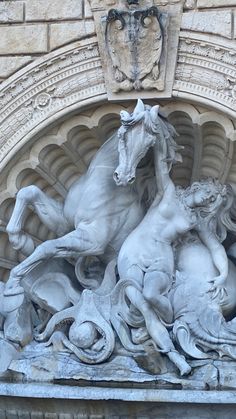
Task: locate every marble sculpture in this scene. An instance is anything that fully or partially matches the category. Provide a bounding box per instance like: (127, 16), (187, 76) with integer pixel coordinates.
(1, 100), (236, 379)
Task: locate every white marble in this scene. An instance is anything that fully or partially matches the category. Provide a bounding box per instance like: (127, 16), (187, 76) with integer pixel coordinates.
(2, 101), (236, 388)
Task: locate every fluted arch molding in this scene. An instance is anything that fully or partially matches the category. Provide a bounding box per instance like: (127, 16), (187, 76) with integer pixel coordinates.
(0, 32), (236, 173)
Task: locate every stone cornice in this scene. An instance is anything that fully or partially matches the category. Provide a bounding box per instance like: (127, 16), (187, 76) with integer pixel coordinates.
(0, 37), (107, 170)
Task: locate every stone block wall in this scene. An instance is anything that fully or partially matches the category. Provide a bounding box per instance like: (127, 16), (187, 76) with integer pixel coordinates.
(183, 0), (236, 39)
(0, 0), (95, 81)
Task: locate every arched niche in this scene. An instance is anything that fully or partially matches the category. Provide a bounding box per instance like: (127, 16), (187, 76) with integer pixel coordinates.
(0, 100), (235, 283)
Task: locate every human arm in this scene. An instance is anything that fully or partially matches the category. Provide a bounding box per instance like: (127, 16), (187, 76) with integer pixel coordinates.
(154, 130), (175, 195)
(153, 124), (180, 210)
(198, 228), (228, 299)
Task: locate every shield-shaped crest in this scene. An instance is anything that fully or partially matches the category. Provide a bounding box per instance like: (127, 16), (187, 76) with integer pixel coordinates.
(106, 7), (164, 88)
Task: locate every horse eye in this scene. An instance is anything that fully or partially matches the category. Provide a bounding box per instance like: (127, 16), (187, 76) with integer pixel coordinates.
(210, 196), (216, 203)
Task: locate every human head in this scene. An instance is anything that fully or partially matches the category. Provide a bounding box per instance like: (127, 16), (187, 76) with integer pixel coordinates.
(184, 178), (228, 215)
(183, 178), (235, 242)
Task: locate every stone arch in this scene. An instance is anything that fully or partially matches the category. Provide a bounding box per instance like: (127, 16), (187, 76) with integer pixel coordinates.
(0, 27), (236, 283)
(0, 26), (236, 170)
(0, 99), (235, 281)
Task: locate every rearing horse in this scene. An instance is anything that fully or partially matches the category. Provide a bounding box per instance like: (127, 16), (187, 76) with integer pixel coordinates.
(5, 100), (167, 296)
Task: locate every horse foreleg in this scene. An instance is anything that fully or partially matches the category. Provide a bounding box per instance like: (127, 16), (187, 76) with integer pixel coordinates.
(4, 228), (105, 296)
(7, 186), (71, 256)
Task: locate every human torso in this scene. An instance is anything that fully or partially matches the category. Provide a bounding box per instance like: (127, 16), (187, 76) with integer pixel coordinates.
(118, 185), (196, 274)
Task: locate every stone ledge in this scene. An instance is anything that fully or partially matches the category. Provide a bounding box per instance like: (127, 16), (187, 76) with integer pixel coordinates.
(1, 382), (236, 403)
(1, 389), (236, 419)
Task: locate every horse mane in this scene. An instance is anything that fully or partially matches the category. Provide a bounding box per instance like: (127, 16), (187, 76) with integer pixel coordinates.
(88, 131), (119, 170)
(120, 105), (177, 141)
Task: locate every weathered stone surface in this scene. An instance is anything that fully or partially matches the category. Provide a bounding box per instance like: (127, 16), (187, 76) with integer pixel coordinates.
(25, 0), (83, 21)
(50, 21), (95, 50)
(93, 1), (183, 99)
(182, 10), (232, 38)
(84, 0), (93, 18)
(184, 0), (197, 8)
(0, 339), (19, 373)
(0, 388), (236, 419)
(234, 11), (236, 38)
(0, 2), (24, 23)
(197, 0), (236, 7)
(0, 25), (47, 54)
(8, 346), (218, 390)
(216, 361), (236, 389)
(0, 57), (32, 79)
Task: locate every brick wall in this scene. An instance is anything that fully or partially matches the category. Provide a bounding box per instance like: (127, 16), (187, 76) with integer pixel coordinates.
(0, 0), (95, 81)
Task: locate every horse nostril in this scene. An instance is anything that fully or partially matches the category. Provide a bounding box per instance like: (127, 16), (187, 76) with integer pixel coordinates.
(128, 177), (135, 184)
(113, 172), (120, 182)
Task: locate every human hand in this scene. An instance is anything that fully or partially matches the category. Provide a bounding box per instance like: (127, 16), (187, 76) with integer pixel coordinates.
(207, 275), (227, 300)
(4, 279), (24, 296)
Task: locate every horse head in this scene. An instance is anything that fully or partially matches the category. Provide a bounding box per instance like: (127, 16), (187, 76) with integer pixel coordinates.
(113, 99), (161, 186)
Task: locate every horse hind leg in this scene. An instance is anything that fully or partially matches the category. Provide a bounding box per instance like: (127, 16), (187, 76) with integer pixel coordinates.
(5, 228), (106, 296)
(7, 185), (70, 256)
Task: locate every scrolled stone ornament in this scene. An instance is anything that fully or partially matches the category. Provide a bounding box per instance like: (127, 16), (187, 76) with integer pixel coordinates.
(35, 288), (116, 364)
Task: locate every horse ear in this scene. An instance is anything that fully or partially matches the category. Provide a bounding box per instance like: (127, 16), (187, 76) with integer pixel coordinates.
(133, 99), (145, 115)
(150, 105), (159, 123)
(120, 110), (130, 121)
